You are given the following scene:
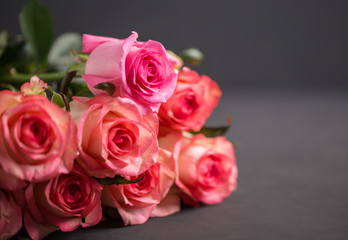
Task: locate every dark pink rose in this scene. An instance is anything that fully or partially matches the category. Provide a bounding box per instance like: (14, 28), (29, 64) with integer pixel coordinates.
(82, 32), (177, 113)
(24, 164), (102, 240)
(159, 67), (222, 131)
(173, 133), (238, 205)
(70, 94), (158, 178)
(102, 148), (176, 225)
(0, 91), (77, 190)
(0, 191), (22, 240)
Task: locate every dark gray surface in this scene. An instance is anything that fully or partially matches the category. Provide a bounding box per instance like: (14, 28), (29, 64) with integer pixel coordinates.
(1, 0), (348, 88)
(45, 87), (348, 240)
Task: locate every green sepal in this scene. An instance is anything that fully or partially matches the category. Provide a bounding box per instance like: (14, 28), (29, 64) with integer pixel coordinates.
(191, 125), (231, 137)
(94, 173), (145, 185)
(67, 62), (85, 76)
(46, 86), (66, 109)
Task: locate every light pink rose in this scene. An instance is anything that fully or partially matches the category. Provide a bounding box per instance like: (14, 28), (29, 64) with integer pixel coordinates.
(0, 91), (77, 190)
(102, 148), (176, 225)
(24, 163), (102, 240)
(175, 133), (238, 205)
(82, 31), (177, 113)
(70, 94), (158, 178)
(0, 191), (22, 240)
(159, 67), (222, 131)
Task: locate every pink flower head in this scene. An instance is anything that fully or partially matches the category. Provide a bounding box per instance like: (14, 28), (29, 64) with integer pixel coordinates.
(24, 163), (103, 240)
(0, 91), (77, 190)
(173, 133), (238, 205)
(159, 67), (222, 131)
(70, 94), (158, 178)
(102, 148), (176, 225)
(82, 31), (178, 113)
(0, 191), (22, 239)
(21, 76), (47, 96)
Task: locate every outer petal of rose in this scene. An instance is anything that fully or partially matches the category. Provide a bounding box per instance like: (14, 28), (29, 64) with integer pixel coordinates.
(0, 192), (22, 240)
(118, 204), (157, 225)
(81, 201), (102, 228)
(151, 187), (181, 218)
(0, 90), (21, 114)
(83, 34), (123, 53)
(84, 32), (138, 96)
(24, 209), (58, 240)
(0, 168), (27, 190)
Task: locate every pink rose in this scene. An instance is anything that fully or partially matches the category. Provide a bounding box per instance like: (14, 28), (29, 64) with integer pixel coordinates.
(175, 133), (238, 205)
(82, 31), (177, 113)
(102, 148), (176, 225)
(0, 91), (77, 190)
(159, 67), (222, 131)
(70, 94), (158, 178)
(0, 191), (22, 240)
(24, 163), (102, 240)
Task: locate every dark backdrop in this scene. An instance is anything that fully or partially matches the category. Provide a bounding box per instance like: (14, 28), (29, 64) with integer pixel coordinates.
(1, 0), (348, 89)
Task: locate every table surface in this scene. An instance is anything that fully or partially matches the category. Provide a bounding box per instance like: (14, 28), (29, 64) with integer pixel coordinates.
(46, 87), (348, 240)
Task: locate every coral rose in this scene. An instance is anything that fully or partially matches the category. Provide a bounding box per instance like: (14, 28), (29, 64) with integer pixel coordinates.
(159, 67), (221, 131)
(70, 94), (158, 178)
(102, 148), (176, 225)
(0, 91), (77, 190)
(82, 31), (177, 113)
(174, 133), (238, 205)
(24, 163), (102, 240)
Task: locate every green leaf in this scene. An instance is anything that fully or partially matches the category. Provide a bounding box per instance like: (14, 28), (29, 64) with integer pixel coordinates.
(0, 30), (9, 59)
(191, 125), (231, 138)
(19, 0), (53, 68)
(51, 92), (65, 108)
(94, 174), (145, 185)
(48, 33), (82, 72)
(94, 82), (115, 95)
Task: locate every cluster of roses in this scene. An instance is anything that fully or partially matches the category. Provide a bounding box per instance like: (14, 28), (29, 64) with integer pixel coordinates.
(0, 32), (238, 240)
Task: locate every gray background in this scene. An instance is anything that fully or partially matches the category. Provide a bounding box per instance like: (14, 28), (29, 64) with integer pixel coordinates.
(1, 1), (348, 239)
(1, 0), (348, 89)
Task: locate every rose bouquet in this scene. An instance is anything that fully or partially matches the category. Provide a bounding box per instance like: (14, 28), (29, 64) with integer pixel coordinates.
(0, 1), (238, 239)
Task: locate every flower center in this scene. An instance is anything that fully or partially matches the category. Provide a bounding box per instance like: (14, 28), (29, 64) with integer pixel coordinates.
(173, 91), (199, 119)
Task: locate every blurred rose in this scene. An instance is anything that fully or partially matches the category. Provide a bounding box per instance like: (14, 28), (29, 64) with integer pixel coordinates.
(0, 191), (22, 240)
(102, 148), (176, 225)
(82, 31), (177, 113)
(159, 67), (221, 131)
(175, 133), (238, 205)
(24, 164), (102, 240)
(70, 94), (158, 178)
(0, 91), (77, 190)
